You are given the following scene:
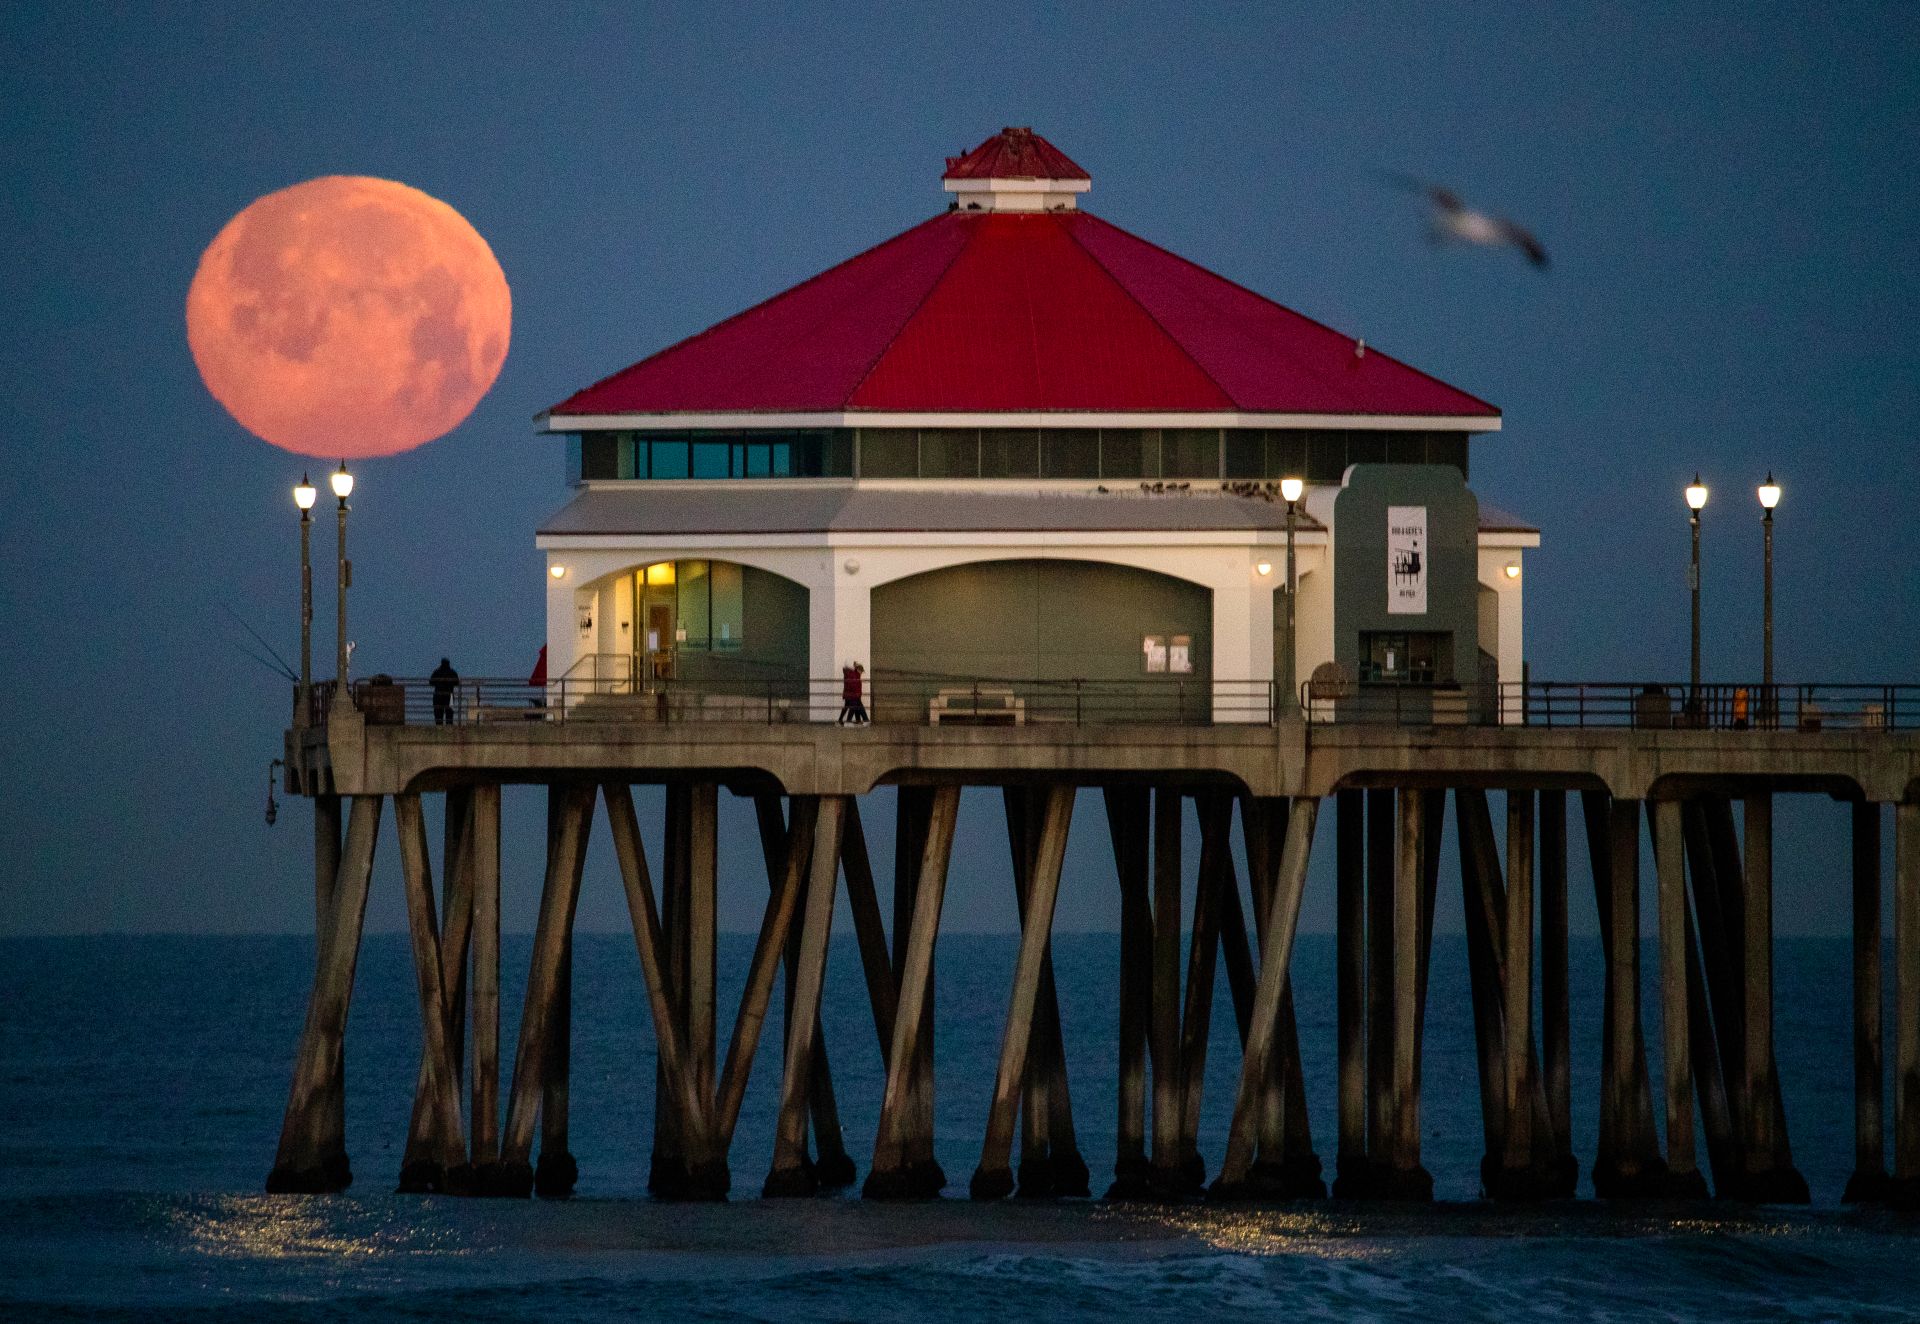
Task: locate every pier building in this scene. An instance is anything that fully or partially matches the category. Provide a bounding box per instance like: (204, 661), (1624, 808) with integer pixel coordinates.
(273, 129), (1920, 1213)
(534, 127), (1535, 722)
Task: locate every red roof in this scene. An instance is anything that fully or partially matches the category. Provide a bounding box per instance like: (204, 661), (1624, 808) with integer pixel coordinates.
(549, 211), (1497, 419)
(943, 127), (1090, 181)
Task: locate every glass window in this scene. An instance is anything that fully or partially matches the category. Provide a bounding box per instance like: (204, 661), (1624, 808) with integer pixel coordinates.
(980, 429), (1040, 477)
(769, 440), (792, 476)
(823, 431), (854, 477)
(648, 436), (690, 479)
(1041, 429), (1099, 478)
(711, 561), (744, 650)
(580, 434), (618, 479)
(1162, 428), (1219, 478)
(1223, 431), (1263, 478)
(1428, 433), (1468, 477)
(1265, 430), (1307, 480)
(918, 428), (979, 478)
(1305, 430), (1345, 481)
(1099, 429), (1155, 478)
(677, 560), (711, 648)
(860, 429), (918, 477)
(1347, 432), (1387, 466)
(691, 439), (729, 478)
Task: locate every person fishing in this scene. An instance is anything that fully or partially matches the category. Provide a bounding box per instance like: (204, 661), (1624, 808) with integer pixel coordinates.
(429, 657), (460, 725)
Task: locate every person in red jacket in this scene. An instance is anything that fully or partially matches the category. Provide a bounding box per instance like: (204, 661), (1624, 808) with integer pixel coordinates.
(839, 661), (868, 725)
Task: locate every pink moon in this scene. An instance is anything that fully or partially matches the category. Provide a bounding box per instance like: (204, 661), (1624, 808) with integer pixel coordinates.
(186, 176), (511, 459)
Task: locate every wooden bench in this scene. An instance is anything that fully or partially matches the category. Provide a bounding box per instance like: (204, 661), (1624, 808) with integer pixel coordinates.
(928, 687), (1025, 726)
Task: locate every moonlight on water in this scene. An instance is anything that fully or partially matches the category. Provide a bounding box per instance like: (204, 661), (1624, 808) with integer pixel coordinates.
(186, 176), (511, 458)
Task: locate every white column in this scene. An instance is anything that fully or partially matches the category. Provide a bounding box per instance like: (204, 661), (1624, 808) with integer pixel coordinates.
(1210, 563), (1257, 723)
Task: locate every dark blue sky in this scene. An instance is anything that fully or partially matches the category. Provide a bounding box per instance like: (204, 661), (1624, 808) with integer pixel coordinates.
(2, 3), (1914, 937)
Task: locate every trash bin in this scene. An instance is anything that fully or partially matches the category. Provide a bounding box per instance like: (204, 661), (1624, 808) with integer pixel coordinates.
(1633, 685), (1673, 730)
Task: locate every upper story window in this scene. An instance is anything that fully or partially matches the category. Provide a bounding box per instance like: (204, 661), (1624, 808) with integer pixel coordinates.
(572, 427), (1467, 483)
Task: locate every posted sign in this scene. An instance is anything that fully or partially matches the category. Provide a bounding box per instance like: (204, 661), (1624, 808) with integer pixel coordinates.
(1387, 505), (1427, 615)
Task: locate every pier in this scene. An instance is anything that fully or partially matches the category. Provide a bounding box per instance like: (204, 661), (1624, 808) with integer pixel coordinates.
(268, 677), (1920, 1208)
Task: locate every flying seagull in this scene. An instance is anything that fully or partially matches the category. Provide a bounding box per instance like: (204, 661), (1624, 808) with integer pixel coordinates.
(1388, 173), (1549, 269)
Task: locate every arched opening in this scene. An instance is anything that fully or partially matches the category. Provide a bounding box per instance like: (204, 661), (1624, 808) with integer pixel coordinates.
(588, 559), (808, 690)
(871, 558), (1210, 721)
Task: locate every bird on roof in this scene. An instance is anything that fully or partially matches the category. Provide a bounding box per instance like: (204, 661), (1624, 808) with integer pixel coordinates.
(1387, 173), (1549, 269)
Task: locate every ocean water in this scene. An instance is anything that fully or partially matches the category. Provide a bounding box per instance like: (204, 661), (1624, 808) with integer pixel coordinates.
(2, 932), (1916, 1321)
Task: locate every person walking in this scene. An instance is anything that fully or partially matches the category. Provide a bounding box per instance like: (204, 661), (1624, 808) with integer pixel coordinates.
(429, 657), (460, 725)
(839, 661), (869, 725)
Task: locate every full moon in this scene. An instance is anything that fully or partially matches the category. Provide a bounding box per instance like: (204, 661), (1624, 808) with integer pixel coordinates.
(186, 176), (511, 458)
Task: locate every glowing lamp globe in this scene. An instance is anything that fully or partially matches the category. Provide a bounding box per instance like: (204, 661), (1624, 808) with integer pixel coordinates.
(1685, 474), (1709, 511)
(187, 176), (511, 459)
(330, 462), (354, 500)
(1279, 476), (1305, 503)
(293, 475), (317, 511)
(1758, 473), (1781, 510)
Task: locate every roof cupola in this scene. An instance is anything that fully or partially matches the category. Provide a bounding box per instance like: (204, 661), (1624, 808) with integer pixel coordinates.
(942, 126), (1091, 213)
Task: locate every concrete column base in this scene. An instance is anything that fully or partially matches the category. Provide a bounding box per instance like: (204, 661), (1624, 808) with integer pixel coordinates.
(762, 1161), (820, 1198)
(1722, 1165), (1811, 1204)
(1016, 1147), (1090, 1198)
(397, 1158), (473, 1196)
(1843, 1166), (1891, 1204)
(1590, 1154), (1675, 1200)
(265, 1152), (351, 1195)
(862, 1158), (947, 1200)
(1209, 1152), (1326, 1203)
(533, 1149), (577, 1198)
(968, 1164), (1015, 1201)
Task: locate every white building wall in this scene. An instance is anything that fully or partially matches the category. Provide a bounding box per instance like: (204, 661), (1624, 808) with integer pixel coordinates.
(539, 518), (1531, 723)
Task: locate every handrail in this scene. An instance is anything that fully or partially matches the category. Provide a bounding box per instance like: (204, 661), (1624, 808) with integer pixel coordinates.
(1300, 679), (1920, 731)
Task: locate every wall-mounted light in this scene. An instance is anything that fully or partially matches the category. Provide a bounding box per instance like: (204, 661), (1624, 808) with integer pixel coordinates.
(1255, 561), (1273, 577)
(549, 564), (567, 579)
(1504, 562), (1521, 580)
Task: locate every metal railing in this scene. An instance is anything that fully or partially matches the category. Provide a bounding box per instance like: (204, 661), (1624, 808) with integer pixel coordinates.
(322, 672), (1281, 728)
(1302, 680), (1919, 731)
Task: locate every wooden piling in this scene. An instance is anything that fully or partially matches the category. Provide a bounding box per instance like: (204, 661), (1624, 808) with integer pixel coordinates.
(1172, 793), (1230, 1193)
(1211, 797), (1317, 1198)
(1538, 790), (1574, 1187)
(496, 783), (590, 1198)
(971, 785), (1073, 1200)
(867, 785), (960, 1199)
(606, 783), (731, 1199)
(1106, 785), (1154, 1198)
(1501, 791), (1537, 1181)
(1652, 800), (1702, 1192)
(394, 792), (471, 1194)
(268, 794), (382, 1194)
(1335, 788), (1367, 1193)
(1893, 802), (1920, 1208)
(754, 794), (853, 1187)
(469, 784), (502, 1173)
(1149, 786), (1184, 1192)
(1389, 789), (1431, 1197)
(1364, 787), (1395, 1176)
(1845, 800), (1888, 1202)
(765, 796), (848, 1196)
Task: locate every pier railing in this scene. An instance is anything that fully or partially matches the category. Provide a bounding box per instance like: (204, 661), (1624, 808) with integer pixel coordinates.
(1302, 680), (1919, 730)
(308, 676), (1918, 732)
(327, 674), (1280, 727)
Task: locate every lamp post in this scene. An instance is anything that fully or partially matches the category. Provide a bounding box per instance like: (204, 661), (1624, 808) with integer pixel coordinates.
(1281, 476), (1305, 714)
(331, 461), (354, 687)
(1758, 471), (1781, 720)
(1685, 474), (1709, 705)
(294, 474), (317, 722)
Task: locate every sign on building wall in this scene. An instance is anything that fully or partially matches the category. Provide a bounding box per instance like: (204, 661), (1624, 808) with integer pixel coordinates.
(1387, 505), (1428, 615)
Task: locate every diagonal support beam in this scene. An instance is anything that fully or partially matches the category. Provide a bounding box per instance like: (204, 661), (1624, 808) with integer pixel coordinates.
(268, 794), (383, 1194)
(866, 785), (961, 1198)
(765, 796), (848, 1196)
(394, 792), (471, 1194)
(972, 785), (1074, 1200)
